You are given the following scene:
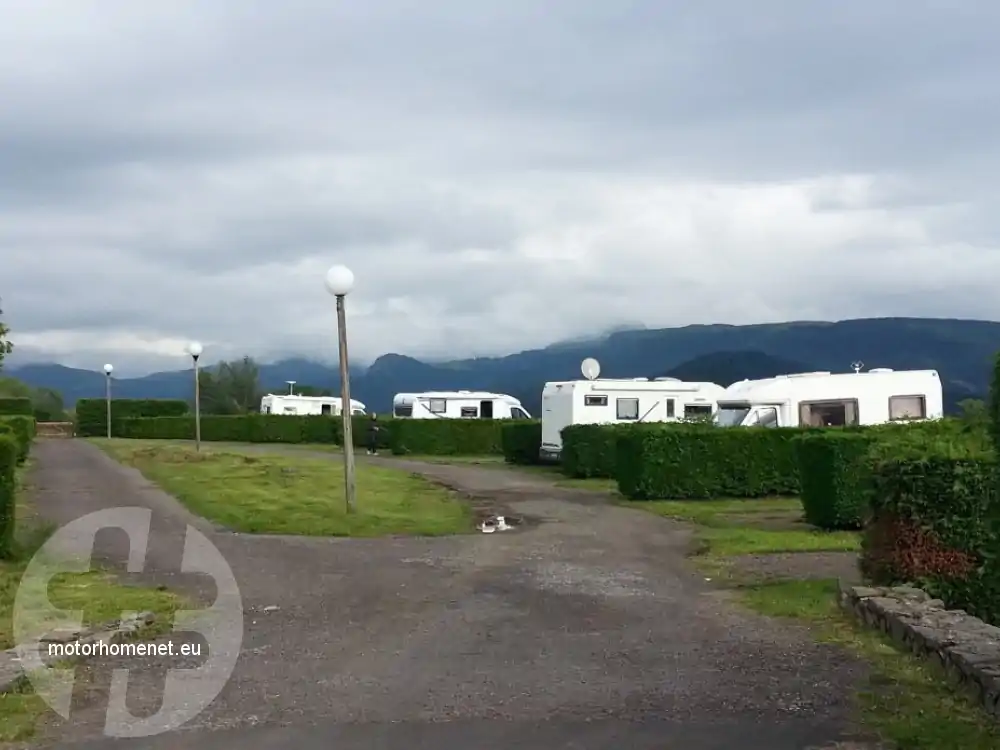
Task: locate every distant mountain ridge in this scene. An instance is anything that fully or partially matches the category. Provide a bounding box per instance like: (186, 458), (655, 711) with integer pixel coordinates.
(7, 317), (997, 415)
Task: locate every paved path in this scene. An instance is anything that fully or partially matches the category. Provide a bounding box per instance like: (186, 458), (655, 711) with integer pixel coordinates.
(16, 441), (868, 749)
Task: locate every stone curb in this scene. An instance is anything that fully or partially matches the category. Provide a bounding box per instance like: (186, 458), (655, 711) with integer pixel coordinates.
(837, 580), (1000, 720)
(0, 611), (157, 695)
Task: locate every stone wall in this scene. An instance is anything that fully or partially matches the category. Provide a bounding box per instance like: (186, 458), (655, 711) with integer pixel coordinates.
(838, 581), (1000, 720)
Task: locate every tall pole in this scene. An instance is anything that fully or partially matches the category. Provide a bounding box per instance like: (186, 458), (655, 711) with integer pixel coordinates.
(105, 374), (112, 439)
(336, 295), (356, 513)
(193, 354), (201, 452)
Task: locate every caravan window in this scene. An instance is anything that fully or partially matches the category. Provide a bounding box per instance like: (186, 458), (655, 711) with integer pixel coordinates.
(616, 398), (639, 420)
(800, 400), (858, 427)
(666, 399), (675, 418)
(684, 404), (712, 420)
(394, 404), (413, 417)
(755, 407), (778, 428)
(510, 407), (529, 419)
(460, 406), (478, 418)
(889, 395), (926, 421)
(428, 399), (447, 414)
(584, 395), (608, 406)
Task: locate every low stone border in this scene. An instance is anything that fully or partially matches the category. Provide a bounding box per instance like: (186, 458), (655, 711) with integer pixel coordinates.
(0, 611), (156, 694)
(838, 581), (1000, 719)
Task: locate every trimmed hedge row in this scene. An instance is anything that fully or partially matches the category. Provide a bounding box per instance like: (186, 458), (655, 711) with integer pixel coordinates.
(0, 433), (17, 557)
(501, 421), (542, 464)
(0, 416), (35, 464)
(616, 425), (804, 500)
(561, 424), (634, 478)
(795, 432), (873, 530)
(0, 397), (32, 416)
(76, 398), (189, 437)
(862, 439), (999, 625)
(389, 419), (505, 456)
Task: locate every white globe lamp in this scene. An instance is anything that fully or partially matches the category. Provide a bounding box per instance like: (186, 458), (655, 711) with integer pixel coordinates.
(324, 265), (355, 297)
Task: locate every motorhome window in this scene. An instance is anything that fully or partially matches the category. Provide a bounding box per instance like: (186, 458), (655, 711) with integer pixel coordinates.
(394, 404), (413, 417)
(510, 407), (528, 419)
(756, 407), (778, 428)
(616, 398), (639, 420)
(888, 395), (926, 421)
(684, 404), (712, 420)
(799, 400), (858, 427)
(460, 406), (478, 418)
(321, 404), (332, 415)
(352, 408), (365, 415)
(584, 395), (608, 406)
(666, 399), (675, 418)
(428, 399), (447, 414)
(716, 405), (750, 427)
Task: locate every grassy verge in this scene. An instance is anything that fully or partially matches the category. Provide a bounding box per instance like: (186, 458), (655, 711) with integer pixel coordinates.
(0, 461), (182, 742)
(93, 440), (472, 536)
(739, 579), (1000, 749)
(624, 497), (861, 555)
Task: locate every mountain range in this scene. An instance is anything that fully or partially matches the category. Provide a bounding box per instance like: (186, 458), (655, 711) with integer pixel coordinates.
(6, 317), (998, 415)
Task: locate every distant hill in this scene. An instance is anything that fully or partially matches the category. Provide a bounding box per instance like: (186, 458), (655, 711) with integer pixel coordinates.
(7, 317), (998, 415)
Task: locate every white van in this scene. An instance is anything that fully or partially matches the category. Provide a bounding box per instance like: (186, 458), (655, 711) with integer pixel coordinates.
(715, 368), (943, 428)
(260, 394), (367, 416)
(392, 391), (531, 420)
(540, 378), (726, 460)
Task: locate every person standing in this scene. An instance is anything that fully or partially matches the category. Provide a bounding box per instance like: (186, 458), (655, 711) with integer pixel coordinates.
(367, 413), (381, 455)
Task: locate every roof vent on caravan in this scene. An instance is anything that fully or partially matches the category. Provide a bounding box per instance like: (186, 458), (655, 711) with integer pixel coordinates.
(869, 368), (894, 373)
(654, 377), (681, 381)
(786, 372), (831, 378)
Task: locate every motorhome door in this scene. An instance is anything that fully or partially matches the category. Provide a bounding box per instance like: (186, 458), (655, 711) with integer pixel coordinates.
(480, 400), (494, 419)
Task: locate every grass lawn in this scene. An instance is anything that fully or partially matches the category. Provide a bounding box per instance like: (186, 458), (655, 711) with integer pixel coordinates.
(623, 497), (861, 556)
(0, 461), (182, 742)
(739, 579), (1000, 749)
(92, 440), (473, 536)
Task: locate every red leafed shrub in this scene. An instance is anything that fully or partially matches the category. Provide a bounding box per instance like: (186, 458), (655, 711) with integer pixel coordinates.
(862, 513), (978, 583)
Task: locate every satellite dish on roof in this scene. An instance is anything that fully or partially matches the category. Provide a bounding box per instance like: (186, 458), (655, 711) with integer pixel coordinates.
(581, 358), (601, 380)
(851, 361), (864, 374)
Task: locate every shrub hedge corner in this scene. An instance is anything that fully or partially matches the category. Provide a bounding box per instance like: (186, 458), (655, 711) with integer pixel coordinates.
(389, 419), (505, 456)
(795, 431), (872, 530)
(0, 397), (32, 416)
(863, 440), (999, 625)
(0, 433), (17, 557)
(560, 424), (628, 478)
(501, 421), (542, 464)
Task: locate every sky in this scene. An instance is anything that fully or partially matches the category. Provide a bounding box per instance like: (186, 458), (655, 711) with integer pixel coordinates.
(2, 1), (999, 376)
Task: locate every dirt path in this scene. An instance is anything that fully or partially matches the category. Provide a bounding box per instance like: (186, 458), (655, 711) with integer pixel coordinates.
(16, 441), (869, 749)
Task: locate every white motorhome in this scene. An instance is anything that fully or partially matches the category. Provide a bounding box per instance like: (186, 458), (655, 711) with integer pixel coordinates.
(714, 368), (943, 428)
(260, 394), (367, 416)
(392, 391), (532, 420)
(539, 378), (726, 461)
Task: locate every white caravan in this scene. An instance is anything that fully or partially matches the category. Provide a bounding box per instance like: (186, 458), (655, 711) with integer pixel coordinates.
(714, 368), (943, 428)
(539, 377), (726, 461)
(260, 394), (367, 416)
(392, 391), (532, 420)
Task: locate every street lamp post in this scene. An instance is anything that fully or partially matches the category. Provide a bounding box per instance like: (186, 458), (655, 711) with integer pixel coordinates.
(324, 264), (356, 513)
(103, 364), (113, 439)
(187, 342), (203, 451)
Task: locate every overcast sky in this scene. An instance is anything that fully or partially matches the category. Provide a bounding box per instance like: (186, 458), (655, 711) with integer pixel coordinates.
(2, 1), (998, 375)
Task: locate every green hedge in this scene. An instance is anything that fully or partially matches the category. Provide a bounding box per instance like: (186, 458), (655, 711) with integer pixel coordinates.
(0, 434), (17, 558)
(76, 398), (190, 437)
(616, 425), (803, 500)
(0, 398), (32, 416)
(117, 414), (396, 448)
(795, 431), (873, 530)
(863, 441), (999, 625)
(561, 424), (634, 478)
(0, 416), (34, 464)
(501, 421), (542, 464)
(389, 419), (505, 456)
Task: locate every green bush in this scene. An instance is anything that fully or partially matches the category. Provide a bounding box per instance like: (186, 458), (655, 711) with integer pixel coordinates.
(0, 416), (34, 464)
(795, 431), (873, 530)
(864, 439), (999, 625)
(501, 421), (542, 464)
(561, 424), (631, 478)
(75, 398), (190, 437)
(389, 419), (505, 456)
(119, 415), (340, 444)
(0, 434), (16, 558)
(0, 397), (32, 416)
(616, 425), (803, 500)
